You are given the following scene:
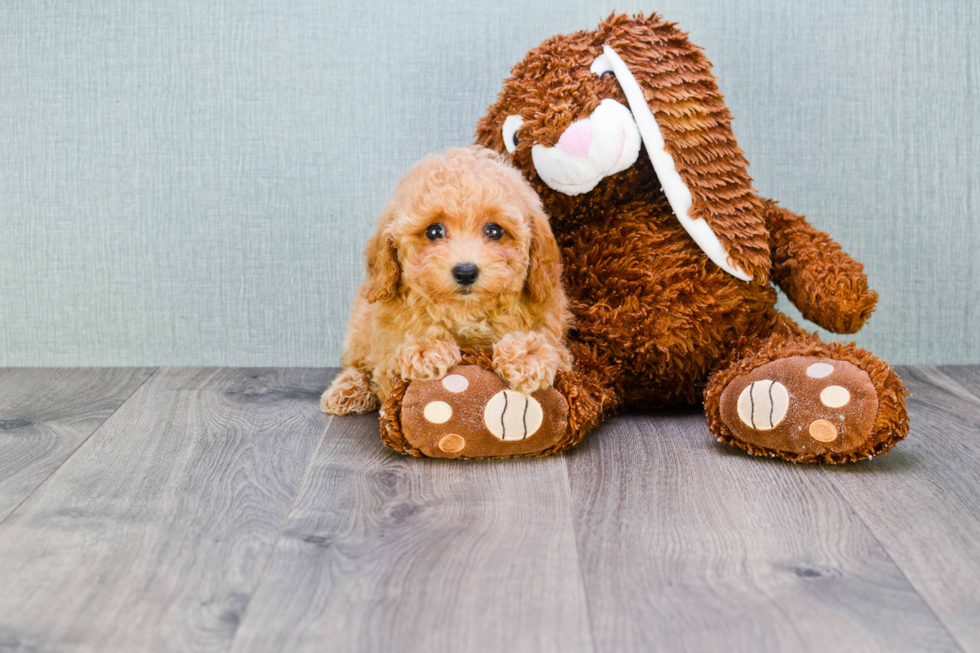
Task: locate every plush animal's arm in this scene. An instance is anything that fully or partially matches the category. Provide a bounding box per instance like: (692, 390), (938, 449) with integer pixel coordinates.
(762, 198), (878, 334)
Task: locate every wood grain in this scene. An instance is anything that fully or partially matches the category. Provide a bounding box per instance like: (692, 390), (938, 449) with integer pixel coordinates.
(565, 408), (960, 653)
(0, 367), (155, 521)
(2, 366), (979, 653)
(942, 365), (980, 394)
(0, 368), (332, 653)
(820, 365), (980, 651)
(229, 412), (594, 653)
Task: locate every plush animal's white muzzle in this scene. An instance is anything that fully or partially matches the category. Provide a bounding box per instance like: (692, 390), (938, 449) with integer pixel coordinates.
(525, 44), (752, 282)
(530, 99), (641, 196)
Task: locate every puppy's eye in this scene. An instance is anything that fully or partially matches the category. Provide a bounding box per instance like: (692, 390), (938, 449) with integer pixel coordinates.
(600, 70), (616, 81)
(484, 223), (504, 241)
(425, 223), (446, 241)
(502, 115), (524, 154)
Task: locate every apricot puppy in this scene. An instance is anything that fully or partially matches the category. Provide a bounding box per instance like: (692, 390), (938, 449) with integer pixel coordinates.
(321, 146), (571, 415)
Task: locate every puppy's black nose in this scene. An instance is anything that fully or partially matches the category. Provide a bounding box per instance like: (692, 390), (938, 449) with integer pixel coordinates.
(452, 263), (480, 286)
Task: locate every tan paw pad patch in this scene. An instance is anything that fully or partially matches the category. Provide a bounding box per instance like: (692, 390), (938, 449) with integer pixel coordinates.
(423, 401), (453, 424)
(808, 419), (838, 442)
(820, 385), (851, 408)
(438, 434), (466, 453)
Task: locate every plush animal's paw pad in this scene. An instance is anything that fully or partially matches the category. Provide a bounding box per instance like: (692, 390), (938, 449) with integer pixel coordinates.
(735, 380), (790, 430)
(484, 390), (544, 440)
(437, 433), (466, 454)
(399, 365), (568, 458)
(719, 356), (879, 457)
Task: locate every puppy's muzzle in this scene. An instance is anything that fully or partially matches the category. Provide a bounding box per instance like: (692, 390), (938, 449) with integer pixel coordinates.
(452, 263), (480, 286)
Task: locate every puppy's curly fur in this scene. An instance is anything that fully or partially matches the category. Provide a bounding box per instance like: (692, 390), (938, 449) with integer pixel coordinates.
(322, 146), (572, 415)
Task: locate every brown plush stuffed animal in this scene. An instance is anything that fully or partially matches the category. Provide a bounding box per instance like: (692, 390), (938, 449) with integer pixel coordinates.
(379, 12), (909, 463)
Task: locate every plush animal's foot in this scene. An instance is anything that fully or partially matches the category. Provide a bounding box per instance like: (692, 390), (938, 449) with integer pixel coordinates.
(388, 339), (462, 382)
(321, 368), (379, 415)
(715, 355), (897, 462)
(491, 331), (569, 394)
(380, 364), (572, 459)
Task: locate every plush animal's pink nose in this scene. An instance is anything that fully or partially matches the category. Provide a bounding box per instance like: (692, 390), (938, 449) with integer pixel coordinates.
(557, 120), (593, 158)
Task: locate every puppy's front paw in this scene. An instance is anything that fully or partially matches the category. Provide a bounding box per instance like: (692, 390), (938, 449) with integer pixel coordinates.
(492, 332), (569, 395)
(321, 367), (379, 415)
(390, 339), (462, 382)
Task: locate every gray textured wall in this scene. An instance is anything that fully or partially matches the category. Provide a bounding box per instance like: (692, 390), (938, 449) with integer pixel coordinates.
(1, 0), (977, 366)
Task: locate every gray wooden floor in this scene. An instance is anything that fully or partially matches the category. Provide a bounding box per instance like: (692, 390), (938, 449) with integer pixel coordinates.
(0, 367), (979, 652)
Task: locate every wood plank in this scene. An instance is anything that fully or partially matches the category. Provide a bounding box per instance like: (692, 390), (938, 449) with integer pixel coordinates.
(229, 413), (594, 653)
(566, 408), (960, 653)
(0, 367), (155, 521)
(0, 367), (333, 653)
(820, 366), (980, 651)
(941, 365), (980, 395)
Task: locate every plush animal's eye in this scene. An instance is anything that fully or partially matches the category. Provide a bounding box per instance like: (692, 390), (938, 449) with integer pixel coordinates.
(590, 54), (616, 79)
(425, 223), (446, 241)
(502, 115), (524, 154)
(484, 223), (504, 241)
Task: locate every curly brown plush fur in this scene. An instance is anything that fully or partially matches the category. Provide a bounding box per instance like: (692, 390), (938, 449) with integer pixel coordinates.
(381, 12), (908, 463)
(763, 199), (879, 334)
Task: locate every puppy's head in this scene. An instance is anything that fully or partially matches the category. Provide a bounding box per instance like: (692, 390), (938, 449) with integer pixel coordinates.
(364, 146), (561, 307)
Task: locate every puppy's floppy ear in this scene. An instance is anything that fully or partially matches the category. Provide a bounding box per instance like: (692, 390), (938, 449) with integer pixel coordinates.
(523, 198), (563, 305)
(363, 229), (400, 303)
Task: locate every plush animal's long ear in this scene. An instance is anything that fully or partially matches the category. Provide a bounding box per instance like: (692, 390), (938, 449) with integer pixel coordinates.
(363, 229), (400, 303)
(600, 14), (771, 283)
(524, 198), (563, 305)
